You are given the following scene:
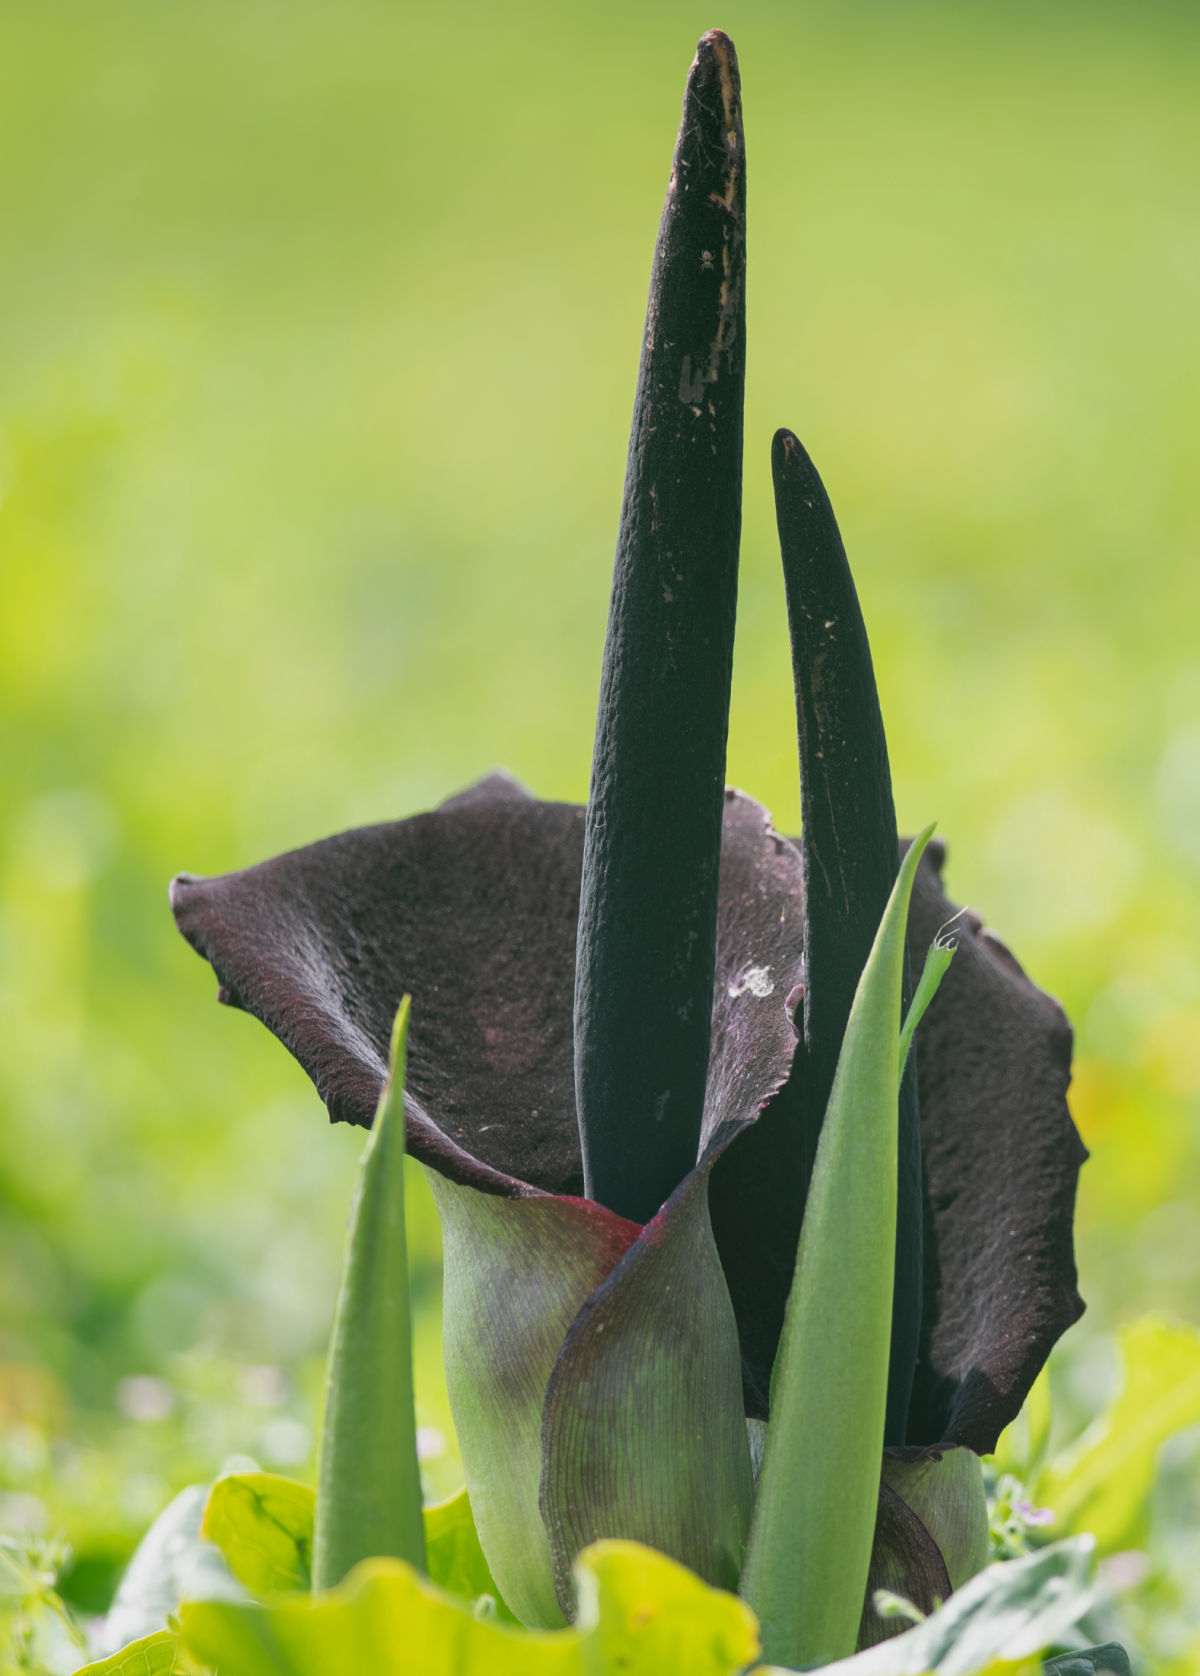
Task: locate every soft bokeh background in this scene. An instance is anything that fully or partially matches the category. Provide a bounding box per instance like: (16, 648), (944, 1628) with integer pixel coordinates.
(2, 0), (1198, 1658)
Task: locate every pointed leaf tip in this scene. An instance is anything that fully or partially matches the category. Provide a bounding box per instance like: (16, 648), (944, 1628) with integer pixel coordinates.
(313, 999), (425, 1591)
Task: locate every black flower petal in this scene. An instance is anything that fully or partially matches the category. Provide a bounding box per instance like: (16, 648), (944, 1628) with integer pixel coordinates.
(171, 777), (803, 1200)
(905, 839), (1086, 1452)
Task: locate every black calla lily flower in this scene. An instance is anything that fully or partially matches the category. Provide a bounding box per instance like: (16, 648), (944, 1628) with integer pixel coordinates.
(171, 774), (1083, 1452)
(170, 29), (1085, 1638)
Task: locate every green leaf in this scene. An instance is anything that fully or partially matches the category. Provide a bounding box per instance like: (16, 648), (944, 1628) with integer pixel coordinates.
(313, 997), (426, 1590)
(200, 1472), (515, 1620)
(740, 828), (941, 1669)
(202, 1474), (315, 1597)
(898, 938), (956, 1080)
(792, 1537), (1095, 1675)
(423, 1488), (515, 1621)
(575, 1541), (759, 1674)
(1043, 1646), (1132, 1676)
(427, 1174), (637, 1627)
(1034, 1315), (1200, 1550)
(71, 1629), (180, 1675)
(96, 1488), (238, 1657)
(177, 1538), (758, 1676)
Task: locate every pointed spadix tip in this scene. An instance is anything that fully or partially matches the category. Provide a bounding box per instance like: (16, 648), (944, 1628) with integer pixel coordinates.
(771, 428), (812, 475)
(697, 27), (737, 58)
(688, 29), (742, 123)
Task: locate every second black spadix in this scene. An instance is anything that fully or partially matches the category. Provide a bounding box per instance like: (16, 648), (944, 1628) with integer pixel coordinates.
(772, 429), (922, 1446)
(574, 32), (746, 1224)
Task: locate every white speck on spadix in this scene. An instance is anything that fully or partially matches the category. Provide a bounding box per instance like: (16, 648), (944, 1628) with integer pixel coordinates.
(728, 964), (774, 999)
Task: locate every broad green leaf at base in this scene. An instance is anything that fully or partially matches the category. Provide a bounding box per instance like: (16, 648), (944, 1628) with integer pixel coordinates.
(178, 1539), (758, 1676)
(72, 1628), (180, 1675)
(198, 1472), (513, 1619)
(784, 1537), (1095, 1675)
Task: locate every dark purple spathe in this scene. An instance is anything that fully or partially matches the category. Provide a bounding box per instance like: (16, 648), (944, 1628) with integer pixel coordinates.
(170, 770), (1084, 1453)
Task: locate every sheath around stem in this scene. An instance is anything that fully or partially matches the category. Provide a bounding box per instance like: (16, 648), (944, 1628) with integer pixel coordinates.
(574, 30), (747, 1224)
(773, 429), (922, 1445)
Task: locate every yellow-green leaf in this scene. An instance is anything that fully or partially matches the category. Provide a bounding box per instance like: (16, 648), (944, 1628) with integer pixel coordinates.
(201, 1473), (315, 1596)
(178, 1539), (757, 1676)
(1035, 1316), (1200, 1549)
(423, 1487), (515, 1620)
(72, 1628), (180, 1675)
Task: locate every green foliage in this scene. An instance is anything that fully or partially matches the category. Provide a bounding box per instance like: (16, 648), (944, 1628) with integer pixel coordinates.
(805, 1538), (1096, 1675)
(423, 1488), (514, 1624)
(1035, 1316), (1200, 1551)
(176, 1540), (758, 1676)
(196, 1470), (510, 1620)
(741, 829), (947, 1667)
(312, 1000), (425, 1590)
(0, 1536), (88, 1674)
(1043, 1648), (1131, 1676)
(67, 1479), (1127, 1676)
(95, 1488), (237, 1658)
(73, 1630), (179, 1676)
(200, 1473), (313, 1597)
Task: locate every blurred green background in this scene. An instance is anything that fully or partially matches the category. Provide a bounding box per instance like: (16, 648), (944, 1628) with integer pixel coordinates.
(2, 0), (1198, 1653)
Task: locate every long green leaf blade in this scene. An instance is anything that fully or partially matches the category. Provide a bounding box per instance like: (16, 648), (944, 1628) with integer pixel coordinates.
(313, 997), (425, 1590)
(740, 826), (938, 1668)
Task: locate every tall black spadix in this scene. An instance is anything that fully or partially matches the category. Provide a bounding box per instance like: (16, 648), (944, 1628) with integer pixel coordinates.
(574, 32), (746, 1225)
(772, 430), (923, 1447)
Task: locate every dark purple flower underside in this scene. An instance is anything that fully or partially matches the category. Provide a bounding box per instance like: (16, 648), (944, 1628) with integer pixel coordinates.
(171, 772), (1085, 1453)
